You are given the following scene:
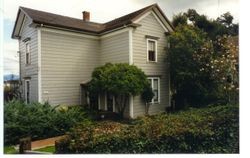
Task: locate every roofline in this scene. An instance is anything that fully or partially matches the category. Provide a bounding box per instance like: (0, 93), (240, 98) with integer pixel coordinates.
(34, 23), (138, 37)
(154, 4), (175, 31)
(12, 4), (174, 39)
(32, 20), (99, 34)
(11, 8), (21, 39)
(12, 7), (34, 39)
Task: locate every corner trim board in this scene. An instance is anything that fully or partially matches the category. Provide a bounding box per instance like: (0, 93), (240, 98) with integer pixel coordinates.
(37, 29), (42, 102)
(129, 28), (133, 65)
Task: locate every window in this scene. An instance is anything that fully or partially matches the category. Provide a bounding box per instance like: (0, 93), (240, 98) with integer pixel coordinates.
(25, 80), (30, 104)
(147, 39), (157, 62)
(148, 77), (160, 103)
(105, 93), (115, 112)
(25, 43), (31, 65)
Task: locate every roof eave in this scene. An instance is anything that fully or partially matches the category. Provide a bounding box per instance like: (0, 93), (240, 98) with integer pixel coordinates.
(131, 4), (175, 32)
(32, 22), (100, 36)
(153, 4), (175, 31)
(11, 9), (21, 39)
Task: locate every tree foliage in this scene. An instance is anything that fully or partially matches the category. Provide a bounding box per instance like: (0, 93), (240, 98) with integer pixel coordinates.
(169, 10), (239, 108)
(169, 25), (217, 108)
(172, 13), (188, 27)
(172, 9), (238, 39)
(141, 82), (154, 115)
(88, 63), (148, 117)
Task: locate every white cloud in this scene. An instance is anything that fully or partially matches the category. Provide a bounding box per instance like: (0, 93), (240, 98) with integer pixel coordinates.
(3, 41), (19, 75)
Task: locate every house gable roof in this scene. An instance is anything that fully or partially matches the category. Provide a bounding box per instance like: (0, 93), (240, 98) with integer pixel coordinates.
(12, 3), (174, 39)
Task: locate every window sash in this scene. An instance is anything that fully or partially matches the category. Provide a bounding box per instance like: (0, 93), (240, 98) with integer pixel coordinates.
(25, 43), (30, 64)
(25, 80), (30, 104)
(148, 77), (160, 103)
(147, 39), (157, 62)
(148, 51), (155, 61)
(148, 41), (155, 51)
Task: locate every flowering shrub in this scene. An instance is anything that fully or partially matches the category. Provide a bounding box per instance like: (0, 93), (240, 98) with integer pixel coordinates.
(169, 25), (239, 108)
(55, 104), (239, 153)
(194, 35), (239, 103)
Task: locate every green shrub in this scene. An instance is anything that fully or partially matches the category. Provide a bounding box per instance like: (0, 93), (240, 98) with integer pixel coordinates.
(55, 104), (239, 153)
(4, 100), (91, 145)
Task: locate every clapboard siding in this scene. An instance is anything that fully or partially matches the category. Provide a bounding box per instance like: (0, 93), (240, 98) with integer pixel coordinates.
(100, 31), (129, 64)
(41, 30), (100, 105)
(19, 16), (38, 101)
(132, 12), (170, 118)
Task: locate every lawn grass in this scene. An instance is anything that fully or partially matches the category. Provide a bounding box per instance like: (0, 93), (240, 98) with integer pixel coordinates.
(34, 146), (55, 153)
(4, 146), (17, 154)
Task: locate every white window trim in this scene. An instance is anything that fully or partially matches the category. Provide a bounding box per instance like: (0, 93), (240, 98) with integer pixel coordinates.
(25, 79), (30, 104)
(25, 42), (31, 65)
(146, 38), (158, 62)
(148, 77), (160, 103)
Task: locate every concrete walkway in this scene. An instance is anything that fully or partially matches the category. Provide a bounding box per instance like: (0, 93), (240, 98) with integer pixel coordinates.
(31, 135), (65, 149)
(14, 135), (65, 151)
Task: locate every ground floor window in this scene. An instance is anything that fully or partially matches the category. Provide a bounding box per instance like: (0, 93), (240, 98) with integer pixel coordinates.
(106, 93), (115, 112)
(148, 77), (160, 103)
(25, 80), (30, 104)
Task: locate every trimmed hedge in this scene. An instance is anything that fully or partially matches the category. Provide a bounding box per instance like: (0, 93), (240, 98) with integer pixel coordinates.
(55, 104), (239, 153)
(4, 100), (91, 145)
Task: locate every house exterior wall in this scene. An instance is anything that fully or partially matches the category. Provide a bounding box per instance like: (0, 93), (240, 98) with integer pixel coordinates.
(17, 10), (170, 118)
(100, 31), (129, 64)
(132, 12), (170, 118)
(40, 29), (100, 105)
(19, 16), (38, 102)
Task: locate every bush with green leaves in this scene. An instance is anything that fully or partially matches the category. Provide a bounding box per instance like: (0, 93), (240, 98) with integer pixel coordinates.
(4, 100), (91, 145)
(88, 63), (149, 117)
(141, 83), (154, 115)
(55, 104), (239, 153)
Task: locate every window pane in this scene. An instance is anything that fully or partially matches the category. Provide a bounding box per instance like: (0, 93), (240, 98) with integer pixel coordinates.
(153, 79), (158, 90)
(26, 43), (30, 53)
(26, 43), (30, 64)
(26, 53), (29, 64)
(153, 90), (158, 102)
(26, 81), (30, 104)
(148, 41), (155, 51)
(148, 51), (155, 61)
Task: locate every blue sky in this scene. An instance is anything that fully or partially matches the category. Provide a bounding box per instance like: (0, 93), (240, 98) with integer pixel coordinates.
(4, 19), (13, 42)
(2, 0), (239, 75)
(3, 18), (18, 75)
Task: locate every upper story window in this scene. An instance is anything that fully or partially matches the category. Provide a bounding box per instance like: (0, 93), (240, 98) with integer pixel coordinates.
(148, 77), (160, 103)
(25, 43), (31, 65)
(147, 39), (157, 62)
(25, 79), (30, 104)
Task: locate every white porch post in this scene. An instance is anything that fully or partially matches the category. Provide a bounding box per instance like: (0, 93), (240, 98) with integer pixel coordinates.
(129, 95), (134, 118)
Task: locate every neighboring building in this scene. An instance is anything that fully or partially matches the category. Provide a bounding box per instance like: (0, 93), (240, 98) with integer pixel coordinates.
(12, 3), (174, 118)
